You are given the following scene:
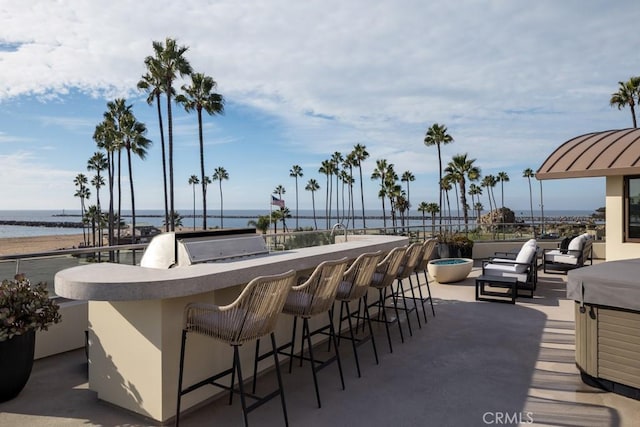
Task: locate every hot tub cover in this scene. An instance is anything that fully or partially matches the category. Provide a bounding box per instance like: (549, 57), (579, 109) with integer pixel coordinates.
(567, 258), (640, 312)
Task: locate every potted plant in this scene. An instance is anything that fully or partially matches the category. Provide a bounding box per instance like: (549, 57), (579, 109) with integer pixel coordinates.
(0, 274), (61, 402)
(450, 233), (474, 258)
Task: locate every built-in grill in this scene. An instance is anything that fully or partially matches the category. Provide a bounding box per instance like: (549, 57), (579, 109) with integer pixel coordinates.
(140, 228), (269, 269)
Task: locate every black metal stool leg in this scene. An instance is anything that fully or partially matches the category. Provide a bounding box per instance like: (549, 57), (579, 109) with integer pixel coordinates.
(288, 316), (297, 373)
(414, 271), (428, 323)
(175, 330), (187, 427)
(363, 299), (379, 364)
(229, 346), (237, 405)
(407, 276), (422, 328)
(397, 280), (413, 337)
(390, 285), (405, 343)
(251, 339), (261, 394)
(378, 288), (393, 353)
(233, 346), (249, 427)
(303, 318), (322, 408)
(344, 300), (361, 377)
(328, 311), (345, 391)
(270, 332), (289, 427)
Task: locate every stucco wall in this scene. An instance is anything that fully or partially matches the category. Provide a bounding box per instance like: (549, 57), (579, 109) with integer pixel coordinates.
(606, 176), (640, 260)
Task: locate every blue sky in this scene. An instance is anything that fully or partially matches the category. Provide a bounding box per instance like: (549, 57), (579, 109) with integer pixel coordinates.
(0, 1), (638, 213)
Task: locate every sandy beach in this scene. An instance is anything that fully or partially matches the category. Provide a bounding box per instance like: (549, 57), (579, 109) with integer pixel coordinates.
(0, 234), (85, 256)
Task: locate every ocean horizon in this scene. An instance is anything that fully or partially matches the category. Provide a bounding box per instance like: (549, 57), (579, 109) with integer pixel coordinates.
(0, 208), (601, 239)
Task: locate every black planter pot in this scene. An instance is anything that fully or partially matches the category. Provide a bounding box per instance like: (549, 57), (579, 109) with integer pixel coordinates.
(0, 330), (36, 402)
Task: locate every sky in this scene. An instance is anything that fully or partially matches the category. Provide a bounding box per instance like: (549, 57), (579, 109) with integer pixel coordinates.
(0, 0), (638, 214)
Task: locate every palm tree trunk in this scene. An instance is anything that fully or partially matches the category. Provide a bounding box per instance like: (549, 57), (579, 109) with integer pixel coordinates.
(219, 180), (224, 228)
(127, 147), (137, 264)
(312, 192), (318, 230)
(358, 165), (366, 228)
(155, 93), (169, 232)
(527, 177), (535, 236)
(117, 150), (122, 244)
(197, 109), (207, 230)
(167, 87), (175, 232)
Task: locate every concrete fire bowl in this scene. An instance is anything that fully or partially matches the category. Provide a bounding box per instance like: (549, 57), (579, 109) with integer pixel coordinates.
(427, 258), (473, 283)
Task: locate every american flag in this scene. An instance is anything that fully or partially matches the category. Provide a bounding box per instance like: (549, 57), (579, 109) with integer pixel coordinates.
(271, 195), (285, 208)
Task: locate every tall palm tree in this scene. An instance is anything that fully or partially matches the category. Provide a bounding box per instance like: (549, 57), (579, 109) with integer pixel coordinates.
(331, 152), (343, 224)
(468, 183), (482, 222)
(202, 176), (211, 228)
(121, 103), (151, 245)
(371, 159), (392, 229)
(74, 173), (89, 245)
(144, 37), (192, 231)
(445, 154), (480, 232)
(481, 175), (494, 216)
(188, 175), (199, 229)
(90, 174), (105, 246)
(417, 201), (429, 236)
(212, 166), (229, 228)
(497, 171), (509, 238)
(93, 119), (117, 247)
(401, 170), (415, 228)
(523, 168), (536, 236)
(424, 123), (453, 229)
(289, 165), (303, 229)
(319, 160), (332, 229)
(610, 77), (640, 128)
(305, 178), (320, 230)
(474, 202), (484, 221)
(176, 72), (224, 230)
(351, 143), (369, 228)
(425, 202), (440, 236)
(537, 173), (545, 234)
(138, 66), (170, 231)
(87, 152), (107, 214)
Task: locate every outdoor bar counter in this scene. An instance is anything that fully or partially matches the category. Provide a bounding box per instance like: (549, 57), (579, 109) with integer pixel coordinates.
(54, 234), (407, 423)
(567, 258), (640, 400)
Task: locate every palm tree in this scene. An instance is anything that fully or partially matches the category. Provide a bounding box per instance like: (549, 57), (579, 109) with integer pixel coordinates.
(468, 183), (482, 222)
(93, 119), (117, 247)
(74, 173), (89, 245)
(351, 143), (370, 228)
(610, 77), (640, 128)
(474, 202), (484, 221)
(120, 102), (151, 245)
(523, 168), (536, 236)
(319, 160), (332, 229)
(401, 170), (415, 228)
(417, 201), (429, 236)
(84, 205), (100, 247)
(138, 65), (170, 231)
(424, 123), (454, 229)
(537, 173), (545, 234)
(188, 175), (199, 229)
(176, 72), (225, 230)
(202, 176), (211, 227)
(247, 215), (270, 234)
(331, 152), (343, 224)
(212, 166), (229, 228)
(289, 165), (303, 229)
(481, 175), (494, 216)
(87, 152), (107, 214)
(90, 174), (105, 246)
(497, 171), (509, 237)
(164, 211), (183, 229)
(445, 154), (480, 232)
(305, 178), (320, 230)
(371, 159), (392, 229)
(425, 202), (440, 237)
(144, 38), (192, 231)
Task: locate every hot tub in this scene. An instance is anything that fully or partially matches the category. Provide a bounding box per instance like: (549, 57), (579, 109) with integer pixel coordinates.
(567, 259), (640, 400)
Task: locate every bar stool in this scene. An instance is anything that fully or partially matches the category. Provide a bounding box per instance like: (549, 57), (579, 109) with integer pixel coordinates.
(175, 270), (296, 427)
(253, 257), (349, 409)
(410, 238), (438, 320)
(395, 242), (427, 329)
(368, 246), (407, 353)
(334, 251), (382, 377)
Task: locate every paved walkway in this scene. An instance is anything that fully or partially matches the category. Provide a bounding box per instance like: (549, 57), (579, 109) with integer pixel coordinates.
(1, 263), (639, 426)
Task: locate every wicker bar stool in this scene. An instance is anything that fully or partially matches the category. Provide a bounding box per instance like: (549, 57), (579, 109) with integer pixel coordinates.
(367, 246), (407, 354)
(252, 257), (349, 409)
(395, 242), (427, 329)
(334, 251), (382, 378)
(410, 238), (438, 320)
(175, 270), (296, 427)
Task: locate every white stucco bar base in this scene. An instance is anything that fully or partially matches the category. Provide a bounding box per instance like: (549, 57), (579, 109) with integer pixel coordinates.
(54, 235), (407, 423)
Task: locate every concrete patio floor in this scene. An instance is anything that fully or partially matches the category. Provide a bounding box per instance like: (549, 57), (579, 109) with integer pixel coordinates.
(1, 262), (639, 426)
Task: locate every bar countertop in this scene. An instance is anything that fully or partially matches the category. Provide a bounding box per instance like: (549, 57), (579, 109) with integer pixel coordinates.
(54, 235), (408, 301)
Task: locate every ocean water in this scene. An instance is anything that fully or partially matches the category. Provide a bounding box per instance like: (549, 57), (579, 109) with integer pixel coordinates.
(0, 209), (599, 239)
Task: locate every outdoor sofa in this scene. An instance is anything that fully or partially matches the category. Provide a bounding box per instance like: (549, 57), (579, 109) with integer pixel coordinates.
(543, 232), (593, 274)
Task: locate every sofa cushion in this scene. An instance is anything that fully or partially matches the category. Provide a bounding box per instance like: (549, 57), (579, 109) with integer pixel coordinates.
(544, 251), (579, 265)
(515, 244), (537, 270)
(568, 235), (585, 251)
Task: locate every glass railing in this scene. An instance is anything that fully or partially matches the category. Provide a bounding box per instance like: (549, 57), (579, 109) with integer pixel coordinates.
(0, 221), (603, 297)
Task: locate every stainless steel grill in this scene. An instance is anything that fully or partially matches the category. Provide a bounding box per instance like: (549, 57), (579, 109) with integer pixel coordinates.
(140, 228), (269, 268)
